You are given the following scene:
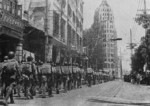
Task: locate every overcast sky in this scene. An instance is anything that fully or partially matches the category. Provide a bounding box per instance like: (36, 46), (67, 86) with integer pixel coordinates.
(83, 0), (150, 71)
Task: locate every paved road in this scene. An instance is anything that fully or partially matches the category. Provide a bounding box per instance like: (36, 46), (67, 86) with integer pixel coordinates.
(6, 80), (150, 106)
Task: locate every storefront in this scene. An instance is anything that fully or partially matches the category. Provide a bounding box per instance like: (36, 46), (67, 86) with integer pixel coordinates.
(0, 12), (24, 62)
(24, 26), (45, 62)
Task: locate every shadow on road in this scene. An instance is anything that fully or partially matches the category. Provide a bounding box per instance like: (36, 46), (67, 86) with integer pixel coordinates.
(88, 99), (150, 106)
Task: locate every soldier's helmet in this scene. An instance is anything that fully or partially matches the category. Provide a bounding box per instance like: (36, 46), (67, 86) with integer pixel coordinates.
(64, 61), (68, 66)
(27, 56), (33, 62)
(8, 51), (15, 59)
(4, 56), (8, 60)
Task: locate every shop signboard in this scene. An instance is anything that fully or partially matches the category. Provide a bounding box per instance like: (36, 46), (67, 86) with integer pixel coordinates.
(0, 11), (24, 33)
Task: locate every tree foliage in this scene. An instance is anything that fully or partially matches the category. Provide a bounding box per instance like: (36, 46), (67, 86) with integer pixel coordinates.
(131, 36), (148, 74)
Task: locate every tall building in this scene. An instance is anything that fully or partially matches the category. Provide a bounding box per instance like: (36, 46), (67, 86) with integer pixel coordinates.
(93, 0), (118, 76)
(23, 0), (84, 64)
(0, 0), (24, 62)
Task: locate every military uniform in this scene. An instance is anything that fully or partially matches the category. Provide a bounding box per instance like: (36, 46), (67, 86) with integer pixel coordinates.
(93, 72), (96, 85)
(47, 64), (54, 97)
(22, 61), (36, 99)
(39, 63), (52, 98)
(67, 66), (73, 90)
(2, 58), (20, 105)
(55, 66), (62, 94)
(86, 68), (93, 87)
(72, 67), (77, 89)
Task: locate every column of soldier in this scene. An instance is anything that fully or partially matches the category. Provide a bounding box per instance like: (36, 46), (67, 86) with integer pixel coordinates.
(0, 51), (104, 106)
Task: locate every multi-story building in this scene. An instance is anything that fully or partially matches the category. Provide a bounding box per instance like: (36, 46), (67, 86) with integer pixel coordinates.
(0, 0), (24, 62)
(93, 0), (118, 75)
(23, 0), (84, 64)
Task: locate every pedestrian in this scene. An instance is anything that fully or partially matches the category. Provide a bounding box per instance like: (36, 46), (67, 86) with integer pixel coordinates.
(2, 51), (20, 106)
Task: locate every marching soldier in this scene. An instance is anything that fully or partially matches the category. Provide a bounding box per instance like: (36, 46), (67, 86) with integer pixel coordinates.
(78, 66), (83, 88)
(55, 63), (62, 94)
(47, 62), (54, 97)
(72, 63), (78, 89)
(2, 51), (20, 106)
(76, 66), (80, 88)
(67, 64), (73, 90)
(0, 56), (8, 98)
(93, 72), (97, 85)
(39, 62), (51, 98)
(86, 68), (93, 87)
(22, 56), (37, 99)
(62, 62), (68, 93)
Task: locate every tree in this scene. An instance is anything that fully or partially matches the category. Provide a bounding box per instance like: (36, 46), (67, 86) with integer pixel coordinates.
(131, 37), (146, 74)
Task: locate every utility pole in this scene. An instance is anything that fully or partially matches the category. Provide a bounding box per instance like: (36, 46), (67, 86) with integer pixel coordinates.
(44, 0), (49, 63)
(144, 0), (147, 14)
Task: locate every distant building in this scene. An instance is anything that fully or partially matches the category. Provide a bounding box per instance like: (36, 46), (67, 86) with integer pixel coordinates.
(23, 0), (84, 64)
(93, 0), (118, 76)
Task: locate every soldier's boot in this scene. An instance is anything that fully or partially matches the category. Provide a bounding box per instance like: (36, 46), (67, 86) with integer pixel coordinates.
(63, 82), (67, 93)
(27, 87), (33, 99)
(29, 92), (33, 99)
(1, 84), (6, 99)
(56, 88), (59, 94)
(48, 88), (53, 97)
(5, 86), (13, 105)
(0, 85), (5, 99)
(41, 85), (46, 98)
(30, 86), (36, 96)
(10, 92), (14, 104)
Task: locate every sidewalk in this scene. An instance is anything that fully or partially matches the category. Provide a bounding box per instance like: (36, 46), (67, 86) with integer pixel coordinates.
(116, 82), (150, 101)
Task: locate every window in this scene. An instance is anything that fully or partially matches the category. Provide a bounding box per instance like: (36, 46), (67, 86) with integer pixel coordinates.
(61, 18), (66, 41)
(67, 24), (72, 45)
(53, 11), (59, 37)
(10, 1), (12, 13)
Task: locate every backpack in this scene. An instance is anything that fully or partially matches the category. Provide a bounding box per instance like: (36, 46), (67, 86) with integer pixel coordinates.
(22, 62), (33, 76)
(4, 60), (17, 75)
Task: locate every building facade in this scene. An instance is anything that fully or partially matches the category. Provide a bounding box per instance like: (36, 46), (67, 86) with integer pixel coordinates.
(23, 0), (84, 64)
(94, 0), (118, 76)
(0, 0), (24, 62)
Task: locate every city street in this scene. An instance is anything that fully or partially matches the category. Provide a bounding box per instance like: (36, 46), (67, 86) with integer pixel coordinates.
(4, 80), (150, 106)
